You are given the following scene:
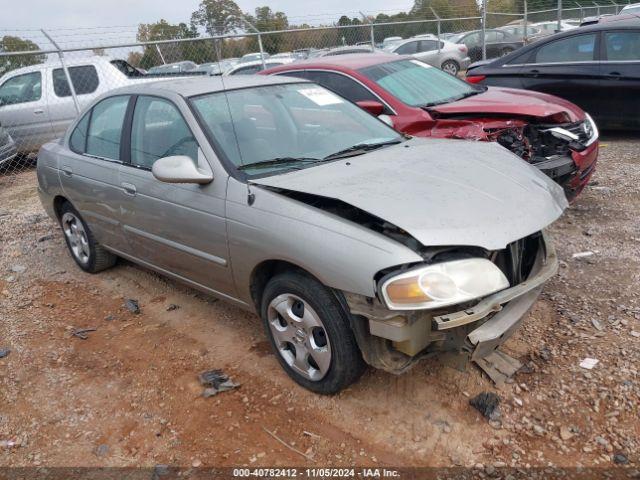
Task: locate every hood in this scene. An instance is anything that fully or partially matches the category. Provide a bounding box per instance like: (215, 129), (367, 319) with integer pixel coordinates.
(430, 86), (585, 123)
(252, 138), (568, 251)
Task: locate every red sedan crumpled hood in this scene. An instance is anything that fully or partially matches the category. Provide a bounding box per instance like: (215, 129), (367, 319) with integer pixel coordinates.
(430, 86), (585, 123)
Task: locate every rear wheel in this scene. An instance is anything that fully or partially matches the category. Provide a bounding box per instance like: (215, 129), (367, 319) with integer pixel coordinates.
(261, 271), (366, 394)
(441, 60), (460, 76)
(501, 47), (515, 56)
(59, 202), (116, 273)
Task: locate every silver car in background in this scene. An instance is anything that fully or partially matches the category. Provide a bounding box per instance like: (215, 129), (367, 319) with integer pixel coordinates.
(36, 76), (567, 393)
(383, 36), (471, 75)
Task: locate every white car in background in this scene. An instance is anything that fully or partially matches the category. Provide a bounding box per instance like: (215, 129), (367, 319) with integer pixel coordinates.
(223, 58), (294, 76)
(0, 56), (171, 154)
(383, 36), (471, 75)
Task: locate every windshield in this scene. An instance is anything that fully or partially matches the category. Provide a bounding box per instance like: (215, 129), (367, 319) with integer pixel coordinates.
(360, 59), (479, 107)
(190, 83), (401, 177)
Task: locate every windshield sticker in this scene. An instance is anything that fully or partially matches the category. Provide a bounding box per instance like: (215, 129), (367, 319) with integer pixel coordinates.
(298, 87), (343, 106)
(410, 59), (432, 68)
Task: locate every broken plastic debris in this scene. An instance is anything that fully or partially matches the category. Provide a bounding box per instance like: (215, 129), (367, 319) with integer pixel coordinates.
(0, 349), (10, 359)
(198, 369), (239, 397)
(166, 304), (179, 311)
(572, 251), (594, 259)
(469, 392), (500, 421)
(579, 357), (599, 370)
(71, 327), (96, 340)
(124, 299), (140, 314)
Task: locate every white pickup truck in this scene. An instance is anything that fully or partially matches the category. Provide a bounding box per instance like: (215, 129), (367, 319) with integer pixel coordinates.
(0, 56), (186, 154)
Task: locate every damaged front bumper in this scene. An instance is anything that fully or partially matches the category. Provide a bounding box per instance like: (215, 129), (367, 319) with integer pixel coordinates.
(345, 232), (557, 371)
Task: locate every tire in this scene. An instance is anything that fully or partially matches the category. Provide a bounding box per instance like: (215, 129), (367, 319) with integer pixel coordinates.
(260, 271), (366, 394)
(501, 47), (514, 56)
(441, 60), (460, 76)
(59, 201), (116, 273)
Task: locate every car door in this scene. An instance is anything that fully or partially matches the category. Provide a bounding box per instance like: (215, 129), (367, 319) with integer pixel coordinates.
(48, 65), (101, 140)
(460, 32), (482, 62)
(413, 40), (440, 66)
(0, 70), (52, 153)
(599, 29), (640, 128)
(58, 95), (131, 251)
(117, 94), (235, 296)
(518, 32), (601, 115)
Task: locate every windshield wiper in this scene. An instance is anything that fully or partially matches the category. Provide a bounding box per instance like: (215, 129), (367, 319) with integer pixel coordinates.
(237, 157), (322, 171)
(421, 87), (488, 108)
(322, 139), (402, 161)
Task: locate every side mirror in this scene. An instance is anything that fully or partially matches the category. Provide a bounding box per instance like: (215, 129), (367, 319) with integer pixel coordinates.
(356, 100), (385, 117)
(152, 155), (213, 185)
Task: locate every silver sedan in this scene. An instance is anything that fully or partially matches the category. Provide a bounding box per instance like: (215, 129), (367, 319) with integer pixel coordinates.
(383, 36), (471, 75)
(37, 76), (567, 393)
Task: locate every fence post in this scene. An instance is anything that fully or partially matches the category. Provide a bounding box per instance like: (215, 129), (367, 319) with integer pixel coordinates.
(481, 0), (487, 60)
(41, 29), (80, 115)
(256, 33), (266, 69)
(370, 23), (375, 50)
(524, 0), (528, 44)
(557, 0), (563, 32)
(155, 44), (166, 64)
(430, 7), (441, 52)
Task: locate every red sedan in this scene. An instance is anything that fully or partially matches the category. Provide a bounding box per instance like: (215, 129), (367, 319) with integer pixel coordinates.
(262, 54), (599, 201)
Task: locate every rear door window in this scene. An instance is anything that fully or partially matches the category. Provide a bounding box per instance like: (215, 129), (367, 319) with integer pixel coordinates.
(417, 40), (438, 52)
(604, 31), (640, 61)
(86, 96), (129, 160)
(534, 34), (597, 63)
(52, 65), (100, 97)
(0, 72), (42, 106)
(395, 41), (418, 55)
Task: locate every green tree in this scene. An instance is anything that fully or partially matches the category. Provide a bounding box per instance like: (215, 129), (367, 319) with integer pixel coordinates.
(136, 19), (209, 69)
(0, 36), (45, 76)
(247, 6), (289, 53)
(191, 0), (243, 36)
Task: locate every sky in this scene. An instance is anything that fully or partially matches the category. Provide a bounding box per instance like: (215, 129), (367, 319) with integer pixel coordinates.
(2, 0), (413, 31)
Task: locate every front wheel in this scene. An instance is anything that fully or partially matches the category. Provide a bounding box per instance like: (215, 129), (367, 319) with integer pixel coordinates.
(261, 271), (366, 394)
(441, 60), (460, 76)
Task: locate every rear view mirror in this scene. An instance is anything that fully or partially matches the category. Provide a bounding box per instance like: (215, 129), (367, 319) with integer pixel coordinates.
(152, 155), (213, 185)
(356, 100), (385, 117)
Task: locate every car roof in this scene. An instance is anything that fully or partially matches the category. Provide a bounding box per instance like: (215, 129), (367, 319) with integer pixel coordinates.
(107, 75), (306, 98)
(264, 53), (400, 71)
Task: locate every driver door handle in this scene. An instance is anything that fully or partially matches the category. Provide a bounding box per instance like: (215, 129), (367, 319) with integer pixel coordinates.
(121, 182), (137, 196)
(61, 166), (73, 177)
(33, 109), (45, 115)
(606, 71), (621, 80)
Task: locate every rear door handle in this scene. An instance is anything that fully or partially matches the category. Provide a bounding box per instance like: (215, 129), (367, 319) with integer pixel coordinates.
(61, 166), (73, 177)
(33, 109), (45, 115)
(121, 182), (137, 196)
(527, 69), (540, 77)
(606, 71), (621, 80)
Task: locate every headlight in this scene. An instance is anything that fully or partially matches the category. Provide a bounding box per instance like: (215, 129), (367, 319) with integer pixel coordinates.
(584, 113), (598, 146)
(380, 258), (510, 310)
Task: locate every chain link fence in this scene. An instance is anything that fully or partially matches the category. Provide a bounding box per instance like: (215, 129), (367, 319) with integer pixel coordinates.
(0, 2), (633, 180)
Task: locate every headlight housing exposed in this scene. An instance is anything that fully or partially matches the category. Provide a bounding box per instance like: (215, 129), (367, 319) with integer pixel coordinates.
(380, 258), (510, 310)
(584, 113), (599, 147)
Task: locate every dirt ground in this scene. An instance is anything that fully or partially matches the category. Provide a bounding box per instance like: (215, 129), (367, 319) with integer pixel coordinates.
(0, 135), (638, 472)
